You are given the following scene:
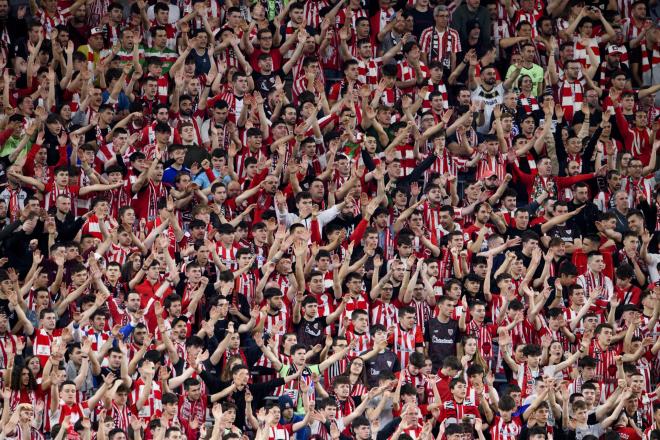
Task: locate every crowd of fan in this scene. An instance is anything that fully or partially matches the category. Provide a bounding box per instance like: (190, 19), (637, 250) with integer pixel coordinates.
(0, 0), (658, 440)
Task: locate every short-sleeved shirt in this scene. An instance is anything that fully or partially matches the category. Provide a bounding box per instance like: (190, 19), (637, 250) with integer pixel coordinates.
(278, 364), (321, 412)
(295, 316), (328, 350)
(506, 64), (544, 96)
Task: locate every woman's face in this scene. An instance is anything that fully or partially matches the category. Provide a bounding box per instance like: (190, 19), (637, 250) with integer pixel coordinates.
(47, 121), (62, 135)
(621, 153), (631, 167)
(28, 357), (40, 374)
(132, 254), (142, 270)
(520, 77), (532, 90)
(21, 368), (30, 386)
(465, 338), (477, 355)
(350, 359), (364, 374)
(550, 341), (563, 357)
(60, 104), (72, 120)
(252, 4), (265, 20)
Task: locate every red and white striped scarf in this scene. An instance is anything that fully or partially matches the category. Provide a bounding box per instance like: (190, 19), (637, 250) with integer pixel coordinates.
(517, 362), (541, 398)
(583, 271), (609, 310)
(476, 153), (507, 180)
(0, 334), (16, 371)
(379, 87), (401, 107)
(518, 94), (539, 115)
(147, 180), (166, 222)
(6, 187), (21, 222)
(574, 39), (601, 69)
(631, 127), (651, 158)
(640, 40), (660, 76)
(457, 127), (478, 148)
(559, 80), (583, 123)
(178, 395), (206, 429)
(357, 58), (381, 90)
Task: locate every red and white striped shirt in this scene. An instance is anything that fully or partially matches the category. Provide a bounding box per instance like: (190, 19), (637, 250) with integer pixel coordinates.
(490, 416), (523, 440)
(466, 320), (498, 360)
(303, 0), (330, 28)
(419, 27), (461, 65)
(370, 300), (399, 328)
(346, 330), (371, 357)
(216, 243), (238, 271)
(388, 324), (424, 368)
(476, 152), (507, 181)
(130, 378), (162, 421)
(397, 60), (430, 95)
(588, 340), (620, 390)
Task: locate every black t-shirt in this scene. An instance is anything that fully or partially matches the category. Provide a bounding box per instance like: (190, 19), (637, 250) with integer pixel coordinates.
(252, 70), (283, 97)
(547, 221), (581, 244)
(426, 317), (460, 371)
(410, 9), (434, 39)
(295, 316), (328, 351)
(85, 126), (110, 144)
(507, 224), (542, 241)
(365, 349), (400, 388)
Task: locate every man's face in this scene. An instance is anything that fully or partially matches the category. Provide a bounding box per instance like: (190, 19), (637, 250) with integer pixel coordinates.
(614, 191), (629, 209)
(400, 312), (416, 330)
(634, 111), (647, 128)
(156, 8), (169, 24)
(471, 305), (486, 322)
(126, 293), (141, 312)
(632, 2), (646, 19)
(263, 176), (278, 193)
(538, 158), (552, 176)
(452, 382), (467, 400)
(515, 211), (529, 228)
(61, 384), (77, 403)
(146, 80), (159, 97)
(565, 62), (580, 80)
(345, 64), (359, 81)
(439, 300), (455, 317)
(93, 314), (106, 331)
(89, 34), (104, 50)
(482, 68), (497, 85)
(0, 0), (9, 18)
(435, 9), (449, 28)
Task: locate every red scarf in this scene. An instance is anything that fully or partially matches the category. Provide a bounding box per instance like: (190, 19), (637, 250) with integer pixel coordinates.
(518, 94), (539, 115)
(640, 40), (660, 75)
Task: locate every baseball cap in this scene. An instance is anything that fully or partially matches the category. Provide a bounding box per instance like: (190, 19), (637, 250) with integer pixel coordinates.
(482, 170), (497, 179)
(278, 394), (294, 410)
(90, 27), (104, 37)
(608, 45), (623, 55)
